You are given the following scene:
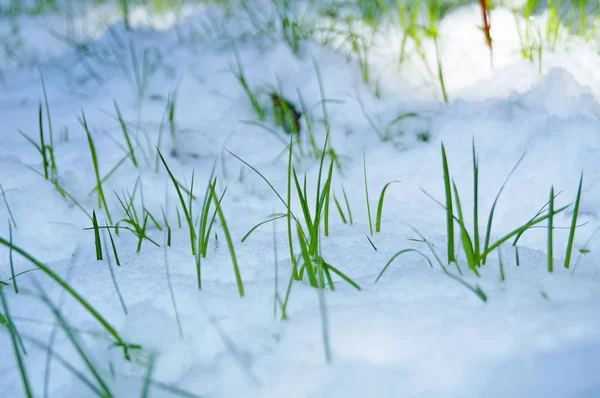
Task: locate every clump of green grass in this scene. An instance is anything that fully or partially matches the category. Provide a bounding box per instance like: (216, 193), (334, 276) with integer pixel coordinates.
(378, 141), (576, 300)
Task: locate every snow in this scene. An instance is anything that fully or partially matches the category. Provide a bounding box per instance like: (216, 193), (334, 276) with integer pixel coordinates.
(1, 1), (600, 397)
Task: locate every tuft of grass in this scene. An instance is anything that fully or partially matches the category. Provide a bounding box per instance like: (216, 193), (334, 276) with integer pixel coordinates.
(426, 142), (571, 276)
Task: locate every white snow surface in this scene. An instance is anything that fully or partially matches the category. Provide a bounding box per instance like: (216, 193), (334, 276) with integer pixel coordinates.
(1, 1), (600, 397)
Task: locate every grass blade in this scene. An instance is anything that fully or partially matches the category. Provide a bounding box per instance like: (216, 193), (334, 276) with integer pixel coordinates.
(564, 173), (583, 269)
(441, 143), (455, 263)
(363, 150), (373, 235)
(375, 249), (433, 282)
(375, 181), (400, 233)
(548, 186), (554, 273)
(210, 183), (245, 297)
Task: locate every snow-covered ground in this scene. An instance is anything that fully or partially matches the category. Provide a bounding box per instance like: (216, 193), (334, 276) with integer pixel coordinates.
(1, 0), (600, 396)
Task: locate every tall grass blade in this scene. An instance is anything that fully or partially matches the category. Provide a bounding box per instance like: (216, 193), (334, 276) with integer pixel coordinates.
(564, 173), (583, 269)
(548, 186), (554, 273)
(363, 150), (373, 235)
(210, 183), (245, 297)
(158, 150), (196, 255)
(441, 143), (455, 263)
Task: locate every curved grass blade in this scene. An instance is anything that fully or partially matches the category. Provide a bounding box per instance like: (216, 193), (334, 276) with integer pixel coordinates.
(375, 181), (401, 233)
(482, 151), (526, 264)
(241, 214), (286, 243)
(375, 248), (433, 282)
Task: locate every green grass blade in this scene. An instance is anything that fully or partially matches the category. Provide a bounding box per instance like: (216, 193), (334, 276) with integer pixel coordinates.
(441, 143), (455, 264)
(548, 186), (554, 273)
(482, 151), (526, 264)
(375, 248), (433, 282)
(363, 150), (373, 235)
(241, 214), (286, 243)
(324, 261), (361, 291)
(158, 150), (196, 256)
(375, 181), (401, 233)
(8, 222), (17, 293)
(333, 194), (348, 224)
(106, 222), (120, 266)
(210, 183), (245, 297)
(564, 173), (583, 269)
(114, 101), (138, 167)
(293, 169), (314, 233)
(297, 222), (318, 287)
(92, 211), (103, 261)
(140, 354), (156, 398)
(342, 187), (353, 225)
(452, 182), (477, 273)
(472, 140), (480, 261)
(478, 204), (571, 262)
(38, 102), (49, 179)
(81, 112), (113, 225)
